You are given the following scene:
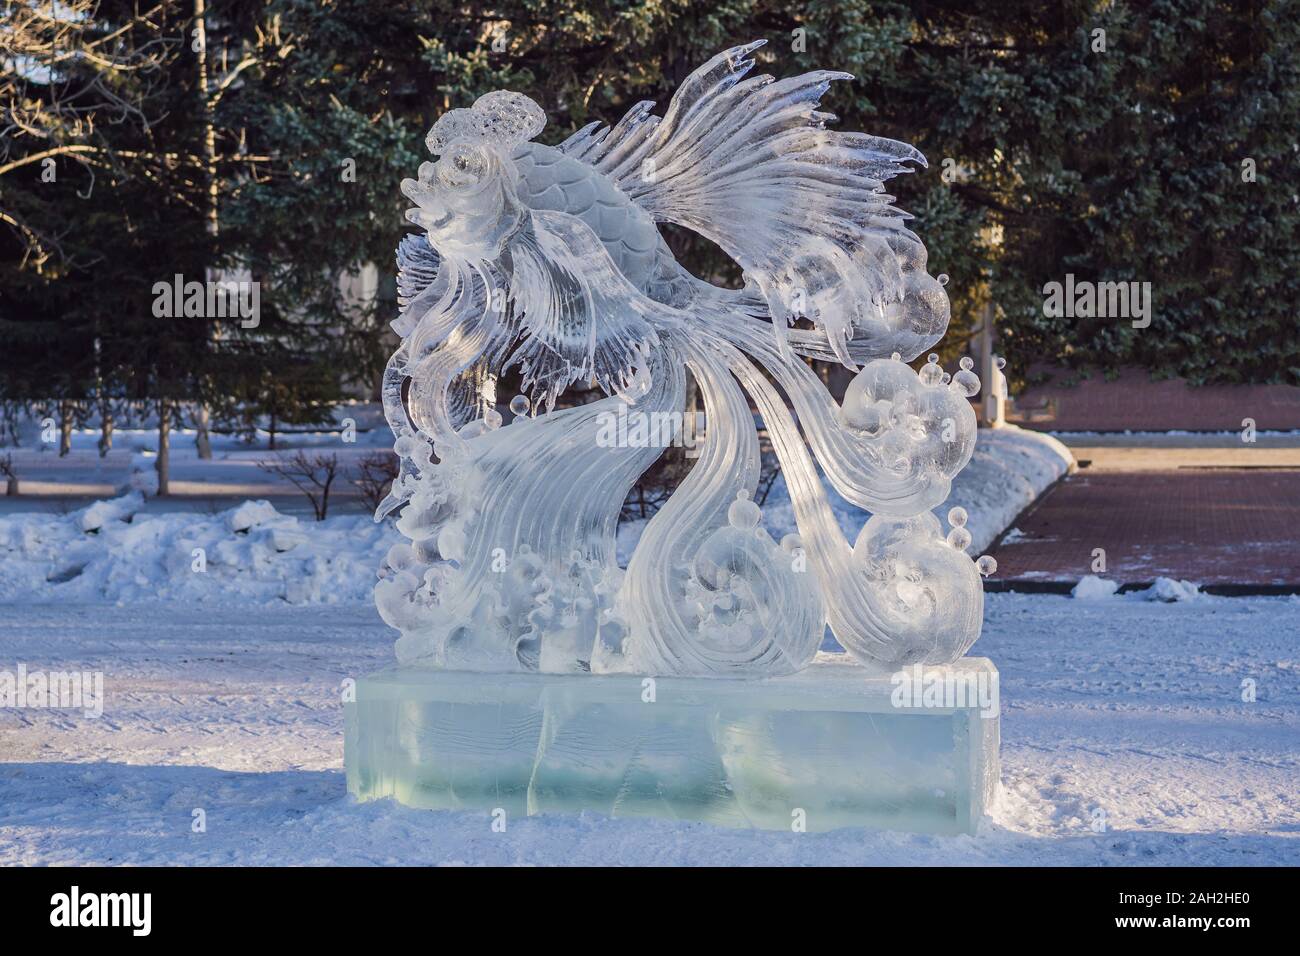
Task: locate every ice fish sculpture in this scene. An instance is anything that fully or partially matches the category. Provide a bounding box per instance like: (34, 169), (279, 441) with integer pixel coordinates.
(375, 40), (993, 677)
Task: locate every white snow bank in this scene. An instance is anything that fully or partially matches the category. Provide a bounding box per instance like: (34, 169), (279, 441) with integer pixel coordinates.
(1072, 574), (1120, 600)
(1070, 575), (1204, 602)
(1139, 577), (1202, 602)
(77, 491), (144, 532)
(227, 499), (280, 532)
(940, 425), (1074, 554)
(0, 495), (395, 605)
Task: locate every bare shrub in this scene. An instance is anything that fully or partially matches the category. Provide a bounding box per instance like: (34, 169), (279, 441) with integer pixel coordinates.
(352, 450), (399, 515)
(257, 451), (340, 521)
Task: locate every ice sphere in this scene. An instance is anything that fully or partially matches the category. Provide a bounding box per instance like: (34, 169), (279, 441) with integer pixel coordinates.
(952, 369), (981, 397)
(346, 657), (1000, 835)
(727, 493), (761, 530)
(918, 356), (945, 387)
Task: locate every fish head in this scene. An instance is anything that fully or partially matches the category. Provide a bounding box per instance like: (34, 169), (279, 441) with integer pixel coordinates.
(405, 91), (546, 263)
(402, 139), (524, 262)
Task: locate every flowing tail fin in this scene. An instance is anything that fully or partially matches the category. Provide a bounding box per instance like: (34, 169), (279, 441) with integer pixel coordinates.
(562, 40), (950, 364)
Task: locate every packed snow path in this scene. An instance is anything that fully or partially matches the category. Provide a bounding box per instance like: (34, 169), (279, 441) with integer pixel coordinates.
(1, 595), (1295, 865)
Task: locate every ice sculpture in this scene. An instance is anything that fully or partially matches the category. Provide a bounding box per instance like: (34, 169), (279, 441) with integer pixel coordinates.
(352, 41), (1003, 836)
(373, 39), (995, 678)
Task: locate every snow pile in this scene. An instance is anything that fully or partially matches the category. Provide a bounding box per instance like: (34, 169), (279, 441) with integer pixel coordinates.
(1072, 575), (1120, 600)
(939, 425), (1074, 553)
(227, 500), (280, 532)
(77, 491), (144, 532)
(1139, 577), (1202, 602)
(1070, 575), (1204, 602)
(0, 495), (396, 605)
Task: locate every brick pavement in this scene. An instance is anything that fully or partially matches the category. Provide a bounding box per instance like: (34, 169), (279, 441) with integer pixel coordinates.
(987, 469), (1300, 585)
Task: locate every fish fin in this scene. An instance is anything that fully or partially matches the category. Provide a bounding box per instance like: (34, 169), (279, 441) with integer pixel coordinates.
(555, 120), (609, 159)
(394, 233), (442, 336)
(580, 40), (947, 363)
(557, 105), (660, 171)
(503, 210), (676, 409)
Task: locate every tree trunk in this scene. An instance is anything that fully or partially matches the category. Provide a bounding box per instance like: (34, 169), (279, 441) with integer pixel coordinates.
(684, 371), (699, 460)
(976, 302), (1004, 427)
(94, 336), (113, 457)
(58, 400), (73, 457)
(268, 410), (277, 451)
(99, 403), (114, 457)
(195, 404), (213, 459)
(193, 0), (218, 460)
(157, 399), (171, 496)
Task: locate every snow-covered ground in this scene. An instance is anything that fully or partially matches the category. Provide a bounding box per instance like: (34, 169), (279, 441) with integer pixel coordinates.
(6, 429), (1285, 867)
(2, 593), (1295, 865)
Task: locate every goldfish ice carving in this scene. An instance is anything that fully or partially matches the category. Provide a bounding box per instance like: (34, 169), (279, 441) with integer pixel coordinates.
(375, 40), (987, 676)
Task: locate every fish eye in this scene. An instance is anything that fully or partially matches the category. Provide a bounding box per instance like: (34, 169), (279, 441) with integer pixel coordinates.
(440, 144), (488, 187)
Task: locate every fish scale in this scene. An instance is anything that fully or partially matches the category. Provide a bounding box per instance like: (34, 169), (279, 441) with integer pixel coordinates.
(511, 142), (663, 293)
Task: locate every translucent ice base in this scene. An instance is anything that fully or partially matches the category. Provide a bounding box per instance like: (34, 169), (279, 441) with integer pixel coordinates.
(345, 656), (999, 835)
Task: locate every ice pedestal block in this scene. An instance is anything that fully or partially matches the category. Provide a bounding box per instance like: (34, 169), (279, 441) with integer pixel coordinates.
(346, 656), (999, 834)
